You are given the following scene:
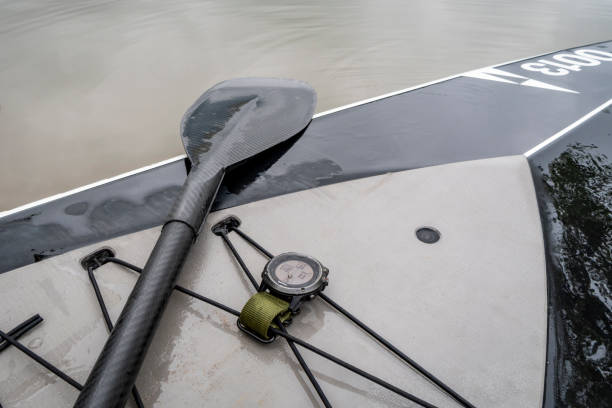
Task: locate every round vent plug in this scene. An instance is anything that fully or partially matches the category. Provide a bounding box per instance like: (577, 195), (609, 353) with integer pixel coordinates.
(415, 227), (441, 244)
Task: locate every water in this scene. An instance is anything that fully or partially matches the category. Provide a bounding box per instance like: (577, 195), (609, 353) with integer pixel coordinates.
(1, 0), (611, 211)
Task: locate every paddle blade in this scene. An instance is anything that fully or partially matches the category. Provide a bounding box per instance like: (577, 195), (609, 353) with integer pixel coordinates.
(180, 78), (316, 168)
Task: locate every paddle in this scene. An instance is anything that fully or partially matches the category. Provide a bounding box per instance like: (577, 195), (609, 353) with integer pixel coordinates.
(74, 78), (317, 408)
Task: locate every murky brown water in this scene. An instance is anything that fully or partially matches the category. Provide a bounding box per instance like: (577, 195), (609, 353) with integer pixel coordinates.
(1, 0), (611, 211)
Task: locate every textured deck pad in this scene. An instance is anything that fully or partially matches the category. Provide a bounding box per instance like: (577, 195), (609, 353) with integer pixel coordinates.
(0, 155), (546, 407)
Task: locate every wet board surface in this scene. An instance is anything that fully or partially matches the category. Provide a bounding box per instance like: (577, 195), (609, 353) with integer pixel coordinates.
(0, 155), (546, 407)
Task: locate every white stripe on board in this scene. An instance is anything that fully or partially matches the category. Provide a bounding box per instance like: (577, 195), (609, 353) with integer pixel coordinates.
(0, 155), (187, 218)
(313, 56), (542, 117)
(523, 99), (612, 157)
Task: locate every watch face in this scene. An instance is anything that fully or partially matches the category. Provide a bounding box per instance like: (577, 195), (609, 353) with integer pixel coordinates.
(273, 259), (315, 286)
(264, 253), (326, 296)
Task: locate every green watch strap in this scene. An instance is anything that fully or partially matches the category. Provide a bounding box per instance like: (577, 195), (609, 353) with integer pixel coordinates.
(239, 292), (292, 339)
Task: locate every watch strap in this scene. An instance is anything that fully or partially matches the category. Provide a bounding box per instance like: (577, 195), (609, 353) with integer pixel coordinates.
(239, 292), (292, 339)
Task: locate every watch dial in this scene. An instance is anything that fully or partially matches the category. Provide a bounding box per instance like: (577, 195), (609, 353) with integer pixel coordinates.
(273, 260), (314, 286)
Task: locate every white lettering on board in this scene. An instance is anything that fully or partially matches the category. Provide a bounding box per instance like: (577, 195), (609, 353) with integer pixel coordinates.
(521, 48), (612, 76)
(463, 67), (578, 93)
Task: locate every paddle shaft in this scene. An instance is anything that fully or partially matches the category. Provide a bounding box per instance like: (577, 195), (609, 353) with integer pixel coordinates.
(74, 77), (316, 407)
(74, 167), (224, 408)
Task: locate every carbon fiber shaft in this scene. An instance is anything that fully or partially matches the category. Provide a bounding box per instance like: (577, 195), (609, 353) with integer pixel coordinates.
(74, 169), (223, 408)
(74, 78), (316, 407)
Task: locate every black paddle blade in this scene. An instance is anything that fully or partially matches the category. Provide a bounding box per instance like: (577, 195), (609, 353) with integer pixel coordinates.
(181, 78), (316, 168)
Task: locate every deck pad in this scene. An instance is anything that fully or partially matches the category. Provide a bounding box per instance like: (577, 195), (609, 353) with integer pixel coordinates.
(0, 155), (546, 407)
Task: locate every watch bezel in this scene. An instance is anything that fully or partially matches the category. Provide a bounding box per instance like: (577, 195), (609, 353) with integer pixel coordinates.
(263, 252), (325, 296)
